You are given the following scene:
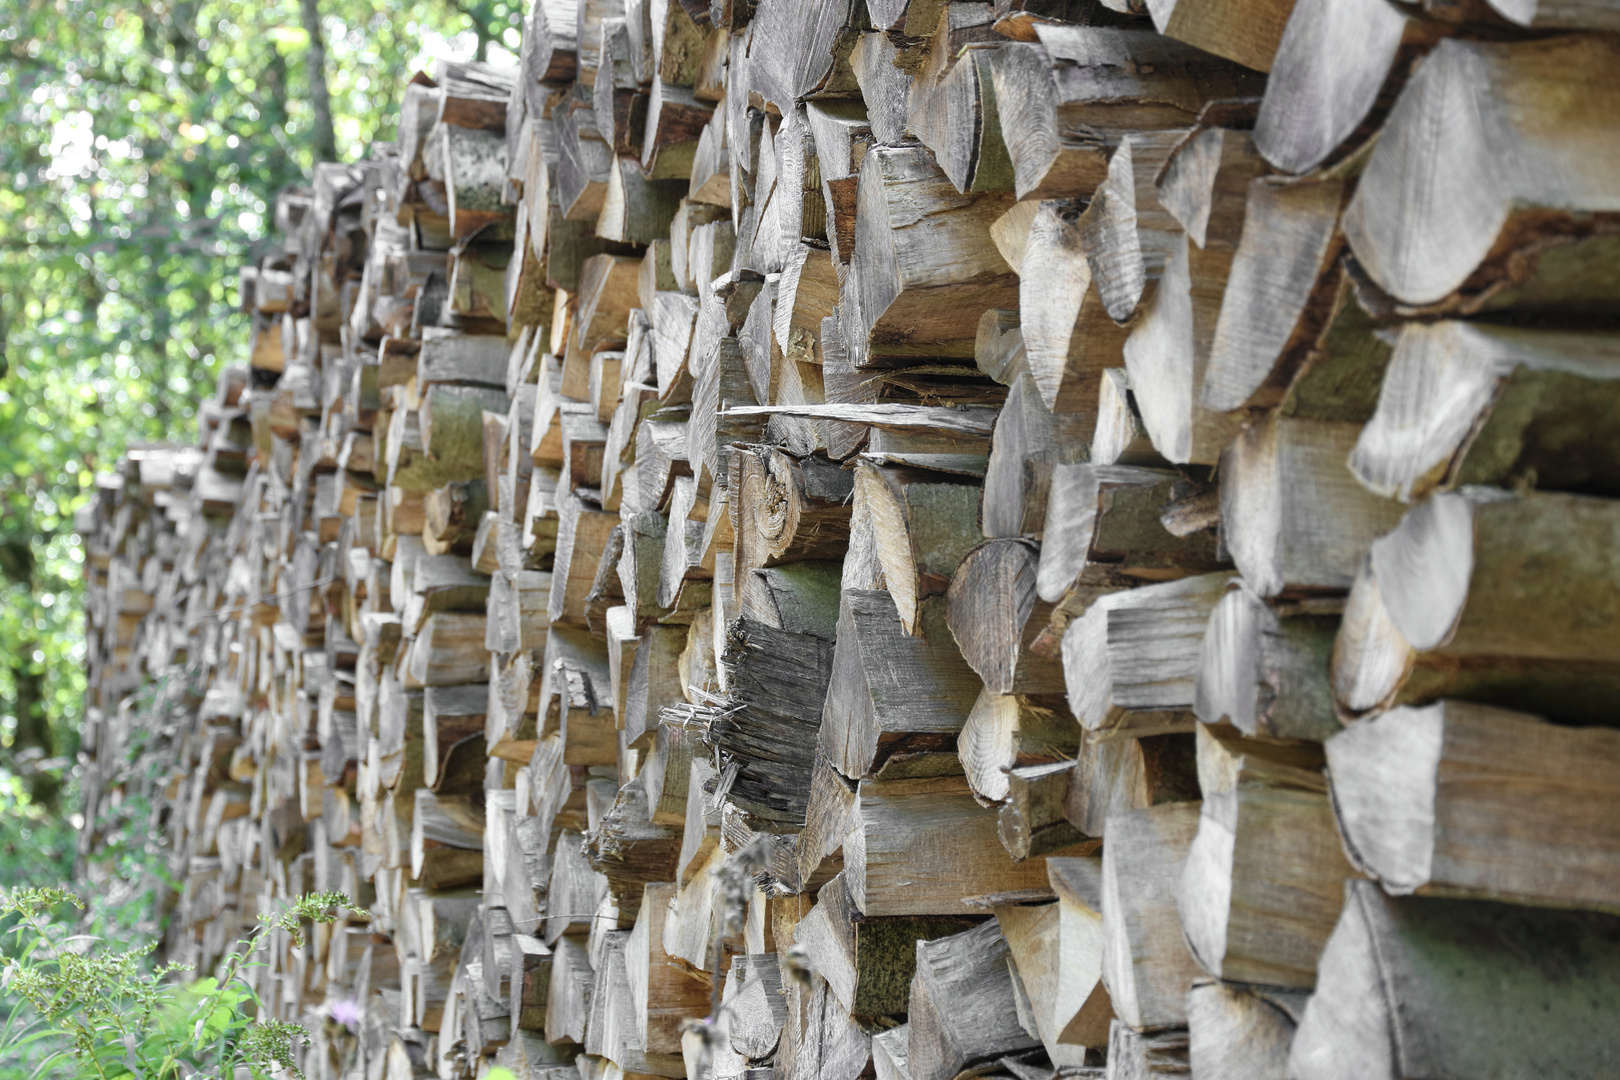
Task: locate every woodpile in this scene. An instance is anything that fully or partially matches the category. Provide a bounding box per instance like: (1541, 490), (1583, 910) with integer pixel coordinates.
(74, 4), (1620, 1080)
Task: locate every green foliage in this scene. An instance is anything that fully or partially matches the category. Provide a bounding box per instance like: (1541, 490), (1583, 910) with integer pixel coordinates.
(0, 888), (355, 1080)
(0, 0), (515, 874)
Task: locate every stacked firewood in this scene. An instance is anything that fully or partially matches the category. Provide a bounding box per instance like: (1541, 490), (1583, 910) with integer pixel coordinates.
(75, 1), (1620, 1078)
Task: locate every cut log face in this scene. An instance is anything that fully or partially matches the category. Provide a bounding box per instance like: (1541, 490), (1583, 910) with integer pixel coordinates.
(1018, 201), (1129, 418)
(1219, 414), (1405, 597)
(995, 888), (1108, 1061)
(945, 538), (1064, 695)
(844, 145), (1018, 366)
(1330, 490), (1620, 723)
(854, 459), (982, 636)
(1099, 801), (1204, 1031)
(1201, 175), (1347, 415)
(1066, 730), (1200, 841)
(1289, 881), (1620, 1080)
(1193, 580), (1340, 742)
(906, 920), (1043, 1080)
(848, 775), (1055, 916)
(1037, 462), (1225, 607)
(1122, 233), (1246, 466)
(820, 589), (983, 781)
(1343, 35), (1620, 310)
(1077, 129), (1187, 326)
(1350, 321), (1620, 503)
(1187, 981), (1302, 1080)
(983, 372), (1092, 541)
(1063, 571), (1235, 734)
(1325, 699), (1620, 912)
(1178, 764), (1352, 988)
(1252, 0), (1420, 175)
(958, 688), (1080, 805)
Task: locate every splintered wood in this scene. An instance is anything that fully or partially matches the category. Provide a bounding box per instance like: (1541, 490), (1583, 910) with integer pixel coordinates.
(78, 5), (1620, 1080)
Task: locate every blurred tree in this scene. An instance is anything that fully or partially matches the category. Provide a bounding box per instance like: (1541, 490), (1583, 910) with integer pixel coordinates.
(0, 0), (519, 872)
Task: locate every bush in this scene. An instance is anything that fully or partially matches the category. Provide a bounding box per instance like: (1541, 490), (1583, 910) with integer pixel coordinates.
(0, 888), (353, 1080)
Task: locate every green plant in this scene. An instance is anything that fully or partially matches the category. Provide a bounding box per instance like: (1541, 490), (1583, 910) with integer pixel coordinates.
(0, 887), (354, 1080)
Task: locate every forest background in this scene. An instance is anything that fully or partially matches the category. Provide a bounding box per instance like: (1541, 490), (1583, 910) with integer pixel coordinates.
(0, 0), (516, 888)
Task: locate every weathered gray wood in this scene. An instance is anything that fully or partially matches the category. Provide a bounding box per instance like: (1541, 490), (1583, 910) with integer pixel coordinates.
(1100, 801), (1203, 1031)
(820, 589), (983, 781)
(1331, 490), (1620, 723)
(1178, 760), (1351, 988)
(1194, 581), (1341, 742)
(794, 870), (979, 1019)
(1344, 35), (1620, 311)
(906, 920), (1042, 1080)
(1289, 881), (1620, 1080)
(1326, 699), (1620, 912)
(1350, 322), (1620, 503)
(847, 775), (1053, 916)
(1063, 572), (1235, 734)
(1186, 981), (1303, 1080)
(1219, 414), (1404, 597)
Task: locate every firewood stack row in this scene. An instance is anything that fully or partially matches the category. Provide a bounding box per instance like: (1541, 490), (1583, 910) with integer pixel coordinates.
(76, 0), (1620, 1078)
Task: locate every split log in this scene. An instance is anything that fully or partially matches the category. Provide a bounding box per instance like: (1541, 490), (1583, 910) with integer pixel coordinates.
(1036, 463), (1224, 608)
(1252, 0), (1443, 174)
(819, 589), (982, 781)
(1200, 175), (1351, 415)
(411, 790), (486, 889)
(1178, 759), (1351, 987)
(853, 460), (983, 636)
(905, 12), (1011, 195)
(991, 26), (1262, 202)
(423, 683), (490, 789)
(957, 689), (1079, 805)
(842, 146), (1017, 367)
(1016, 203), (1128, 418)
(994, 893), (1101, 1065)
(1193, 581), (1341, 742)
(708, 616), (837, 826)
(1350, 322), (1620, 503)
(983, 373), (1090, 539)
(1288, 881), (1620, 1080)
(1219, 414), (1404, 597)
(734, 448), (854, 588)
(1331, 490), (1620, 723)
(544, 933), (594, 1044)
(746, 0), (864, 111)
(626, 881), (711, 1054)
(1141, 0), (1294, 72)
(1186, 981), (1303, 1080)
(846, 775), (1053, 916)
(1325, 699), (1620, 912)
(1099, 801), (1203, 1031)
(793, 870), (978, 1019)
(1343, 35), (1620, 312)
(1063, 572), (1235, 734)
(946, 539), (1064, 695)
(784, 975), (873, 1080)
(1121, 232), (1249, 466)
(1065, 730), (1199, 841)
(906, 920), (1043, 1080)
(728, 955), (788, 1061)
(408, 613), (489, 687)
(1089, 367), (1162, 468)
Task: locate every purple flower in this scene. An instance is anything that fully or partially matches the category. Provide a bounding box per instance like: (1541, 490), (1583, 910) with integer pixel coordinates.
(324, 997), (361, 1032)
